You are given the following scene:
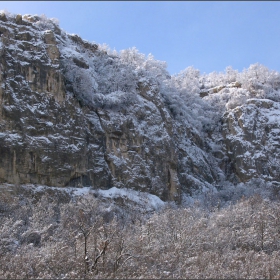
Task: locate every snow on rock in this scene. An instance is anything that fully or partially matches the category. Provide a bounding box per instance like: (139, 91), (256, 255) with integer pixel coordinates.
(97, 186), (165, 210)
(17, 184), (165, 212)
(1, 12), (280, 203)
(222, 98), (280, 182)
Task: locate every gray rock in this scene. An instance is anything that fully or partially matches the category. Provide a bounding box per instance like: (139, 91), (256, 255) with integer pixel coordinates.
(21, 231), (41, 246)
(1, 14), (279, 204)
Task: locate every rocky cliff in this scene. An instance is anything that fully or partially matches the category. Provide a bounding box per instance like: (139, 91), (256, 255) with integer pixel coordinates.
(0, 13), (182, 202)
(1, 12), (280, 203)
(223, 98), (280, 183)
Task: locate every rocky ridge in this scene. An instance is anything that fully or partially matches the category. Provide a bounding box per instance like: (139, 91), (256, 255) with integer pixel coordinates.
(1, 12), (280, 203)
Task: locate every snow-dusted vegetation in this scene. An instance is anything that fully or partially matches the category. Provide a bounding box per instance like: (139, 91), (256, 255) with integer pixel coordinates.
(61, 37), (280, 162)
(1, 189), (280, 279)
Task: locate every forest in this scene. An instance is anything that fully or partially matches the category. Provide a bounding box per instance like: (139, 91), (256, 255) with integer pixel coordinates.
(1, 187), (280, 279)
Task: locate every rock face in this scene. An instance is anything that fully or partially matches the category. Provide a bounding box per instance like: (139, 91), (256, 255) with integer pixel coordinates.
(1, 12), (280, 202)
(222, 98), (280, 182)
(0, 14), (183, 201)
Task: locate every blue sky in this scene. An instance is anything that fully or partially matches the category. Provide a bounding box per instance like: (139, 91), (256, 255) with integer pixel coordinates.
(1, 1), (280, 75)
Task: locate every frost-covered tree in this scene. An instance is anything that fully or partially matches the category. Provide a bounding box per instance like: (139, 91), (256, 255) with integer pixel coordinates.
(171, 66), (201, 95)
(2, 190), (280, 279)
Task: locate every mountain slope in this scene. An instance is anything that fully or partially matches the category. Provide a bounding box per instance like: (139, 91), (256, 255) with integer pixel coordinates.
(1, 12), (280, 203)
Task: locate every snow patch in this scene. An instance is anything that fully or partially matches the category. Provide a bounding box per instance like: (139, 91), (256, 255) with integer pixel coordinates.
(19, 184), (165, 211)
(97, 186), (165, 210)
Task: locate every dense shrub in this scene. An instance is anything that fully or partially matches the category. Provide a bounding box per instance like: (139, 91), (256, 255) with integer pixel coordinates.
(1, 191), (280, 279)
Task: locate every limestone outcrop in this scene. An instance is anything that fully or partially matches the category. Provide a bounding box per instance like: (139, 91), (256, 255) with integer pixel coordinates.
(0, 13), (183, 201)
(222, 98), (280, 182)
(1, 12), (280, 202)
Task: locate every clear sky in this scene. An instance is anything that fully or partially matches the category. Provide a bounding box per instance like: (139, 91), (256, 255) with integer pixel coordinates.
(1, 1), (280, 75)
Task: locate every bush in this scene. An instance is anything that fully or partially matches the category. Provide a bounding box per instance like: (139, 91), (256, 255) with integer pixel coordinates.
(1, 191), (280, 279)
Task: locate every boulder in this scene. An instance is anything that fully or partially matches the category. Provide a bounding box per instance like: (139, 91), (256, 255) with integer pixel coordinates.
(0, 12), (7, 22)
(15, 14), (22, 25)
(21, 231), (41, 247)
